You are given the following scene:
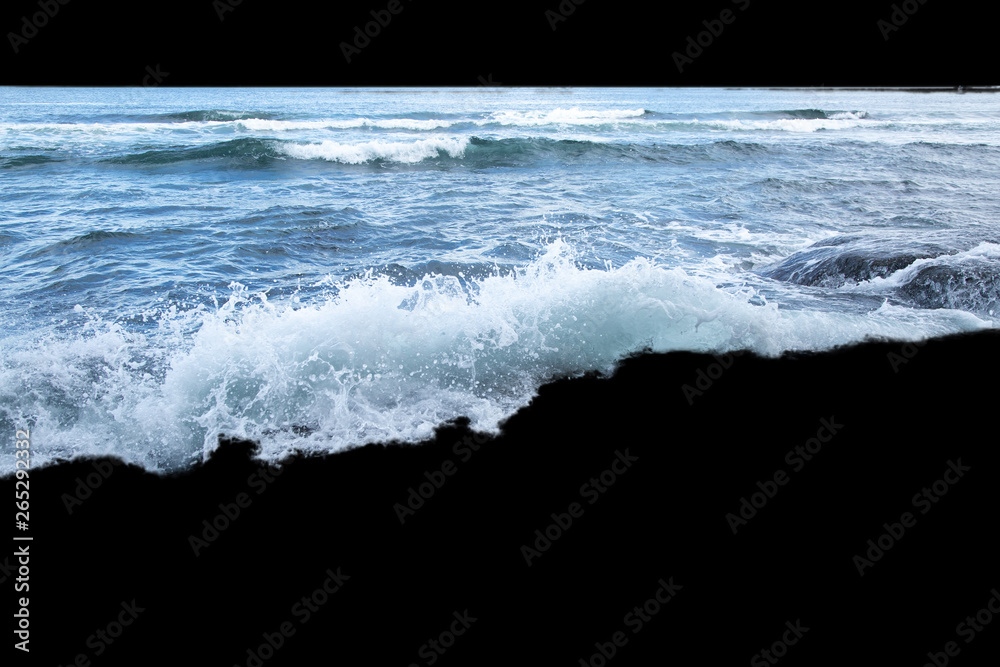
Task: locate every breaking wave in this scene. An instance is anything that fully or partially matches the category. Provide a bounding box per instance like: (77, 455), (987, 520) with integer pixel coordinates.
(0, 241), (989, 474)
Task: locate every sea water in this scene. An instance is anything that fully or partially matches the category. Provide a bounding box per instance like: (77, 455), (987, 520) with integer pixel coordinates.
(1, 87), (997, 472)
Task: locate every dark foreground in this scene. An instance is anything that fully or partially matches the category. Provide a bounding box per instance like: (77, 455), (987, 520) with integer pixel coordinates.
(6, 331), (1000, 666)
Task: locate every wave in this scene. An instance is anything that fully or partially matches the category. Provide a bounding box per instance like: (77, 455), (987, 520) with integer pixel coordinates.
(144, 108), (650, 132)
(149, 109), (281, 123)
(236, 117), (471, 132)
(769, 109), (868, 120)
(100, 136), (774, 168)
(103, 138), (284, 165)
(0, 231), (23, 248)
(36, 110), (282, 124)
(277, 136), (471, 164)
(1, 241), (990, 474)
(686, 116), (875, 132)
(476, 107), (873, 132)
(902, 141), (1000, 155)
(470, 107), (870, 131)
(751, 177), (921, 195)
(24, 230), (149, 258)
(1, 154), (61, 169)
(352, 260), (519, 289)
(644, 108), (868, 120)
(483, 107), (649, 126)
(0, 107), (885, 140)
(104, 137), (472, 166)
(9, 108), (651, 134)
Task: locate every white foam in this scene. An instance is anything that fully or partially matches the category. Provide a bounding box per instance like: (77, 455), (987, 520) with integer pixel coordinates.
(277, 137), (470, 163)
(237, 117), (458, 132)
(0, 122), (177, 135)
(686, 117), (885, 132)
(484, 107), (647, 126)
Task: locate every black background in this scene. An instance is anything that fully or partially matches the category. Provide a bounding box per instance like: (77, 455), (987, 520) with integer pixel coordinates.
(0, 0), (996, 87)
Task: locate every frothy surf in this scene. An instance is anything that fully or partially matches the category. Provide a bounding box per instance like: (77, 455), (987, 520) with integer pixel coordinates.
(96, 136), (778, 168)
(0, 241), (989, 475)
(277, 136), (471, 164)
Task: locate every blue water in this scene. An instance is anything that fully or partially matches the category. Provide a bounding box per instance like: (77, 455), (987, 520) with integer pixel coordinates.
(2, 87), (998, 472)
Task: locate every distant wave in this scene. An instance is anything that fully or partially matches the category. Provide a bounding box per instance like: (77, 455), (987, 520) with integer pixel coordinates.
(149, 109), (281, 123)
(278, 136), (471, 163)
(0, 154), (61, 169)
(684, 115), (874, 132)
(25, 230), (150, 258)
(103, 138), (284, 165)
(902, 141), (1000, 155)
(101, 136), (775, 168)
(236, 117), (469, 132)
(0, 107), (882, 137)
(101, 107), (872, 125)
(770, 109), (869, 120)
(644, 108), (869, 120)
(483, 107), (648, 126)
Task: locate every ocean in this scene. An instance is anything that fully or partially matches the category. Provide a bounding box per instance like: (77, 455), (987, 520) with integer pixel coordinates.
(2, 86), (998, 474)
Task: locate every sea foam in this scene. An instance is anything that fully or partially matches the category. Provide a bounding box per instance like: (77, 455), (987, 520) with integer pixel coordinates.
(277, 137), (471, 163)
(0, 241), (989, 475)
